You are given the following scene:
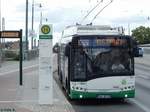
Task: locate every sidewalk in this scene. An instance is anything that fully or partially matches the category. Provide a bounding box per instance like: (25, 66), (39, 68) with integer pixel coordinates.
(0, 57), (75, 112)
(0, 58), (39, 74)
(16, 70), (74, 112)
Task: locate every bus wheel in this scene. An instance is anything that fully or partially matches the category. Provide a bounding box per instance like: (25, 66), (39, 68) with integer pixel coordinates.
(115, 98), (125, 102)
(65, 79), (69, 94)
(120, 98), (125, 102)
(65, 79), (72, 101)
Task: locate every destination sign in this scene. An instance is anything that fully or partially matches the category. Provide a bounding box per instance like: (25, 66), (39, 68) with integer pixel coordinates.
(78, 38), (127, 47)
(0, 31), (20, 38)
(96, 38), (127, 46)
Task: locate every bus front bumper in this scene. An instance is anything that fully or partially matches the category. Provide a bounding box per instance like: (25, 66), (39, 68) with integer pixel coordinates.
(69, 89), (135, 99)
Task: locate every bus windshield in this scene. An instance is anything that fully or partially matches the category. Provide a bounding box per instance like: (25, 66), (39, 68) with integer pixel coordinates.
(71, 36), (134, 81)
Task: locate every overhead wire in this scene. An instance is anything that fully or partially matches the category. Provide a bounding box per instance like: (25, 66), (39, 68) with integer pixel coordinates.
(90, 0), (113, 24)
(80, 0), (103, 24)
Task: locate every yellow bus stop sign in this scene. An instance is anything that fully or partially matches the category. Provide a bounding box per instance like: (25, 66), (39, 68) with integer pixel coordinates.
(41, 25), (50, 34)
(39, 24), (52, 39)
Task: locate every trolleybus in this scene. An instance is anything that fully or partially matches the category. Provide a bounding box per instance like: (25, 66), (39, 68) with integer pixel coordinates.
(57, 25), (135, 99)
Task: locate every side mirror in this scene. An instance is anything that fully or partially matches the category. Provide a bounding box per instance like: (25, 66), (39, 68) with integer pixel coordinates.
(65, 44), (70, 57)
(53, 43), (59, 53)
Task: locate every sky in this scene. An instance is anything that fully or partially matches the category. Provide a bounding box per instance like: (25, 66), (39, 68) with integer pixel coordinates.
(1, 0), (150, 45)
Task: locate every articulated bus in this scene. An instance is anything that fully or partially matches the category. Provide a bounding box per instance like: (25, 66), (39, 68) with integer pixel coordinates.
(57, 25), (135, 100)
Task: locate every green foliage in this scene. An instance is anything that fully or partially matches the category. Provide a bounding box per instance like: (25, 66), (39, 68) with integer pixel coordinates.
(13, 55), (19, 61)
(4, 50), (19, 61)
(132, 26), (150, 44)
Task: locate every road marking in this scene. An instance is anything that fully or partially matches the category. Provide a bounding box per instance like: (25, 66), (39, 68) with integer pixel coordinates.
(0, 100), (37, 103)
(7, 89), (17, 91)
(0, 64), (39, 76)
(135, 68), (150, 80)
(0, 54), (56, 76)
(130, 99), (150, 112)
(0, 98), (61, 103)
(136, 75), (150, 80)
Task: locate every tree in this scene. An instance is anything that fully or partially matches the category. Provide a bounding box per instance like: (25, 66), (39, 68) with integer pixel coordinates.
(131, 26), (150, 44)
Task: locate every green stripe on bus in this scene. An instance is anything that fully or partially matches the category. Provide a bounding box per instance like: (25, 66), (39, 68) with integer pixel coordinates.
(69, 89), (135, 99)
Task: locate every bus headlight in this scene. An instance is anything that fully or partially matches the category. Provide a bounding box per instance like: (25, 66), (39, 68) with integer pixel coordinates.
(125, 94), (128, 98)
(79, 95), (83, 98)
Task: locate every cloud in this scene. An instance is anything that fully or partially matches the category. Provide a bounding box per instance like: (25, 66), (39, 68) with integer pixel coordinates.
(2, 0), (150, 37)
(111, 15), (147, 24)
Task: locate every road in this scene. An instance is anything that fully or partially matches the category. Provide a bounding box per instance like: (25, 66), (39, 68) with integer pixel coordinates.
(134, 63), (150, 112)
(0, 55), (150, 112)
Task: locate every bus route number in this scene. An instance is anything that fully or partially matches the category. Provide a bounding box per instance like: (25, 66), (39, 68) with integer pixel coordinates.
(41, 25), (50, 34)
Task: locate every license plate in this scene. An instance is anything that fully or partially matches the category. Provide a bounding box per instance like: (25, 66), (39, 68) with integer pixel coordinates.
(97, 95), (111, 99)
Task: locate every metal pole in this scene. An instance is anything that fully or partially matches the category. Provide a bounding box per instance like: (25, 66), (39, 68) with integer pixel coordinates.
(0, 0), (2, 67)
(40, 12), (42, 25)
(39, 4), (42, 25)
(25, 0), (28, 60)
(128, 23), (130, 35)
(19, 30), (23, 86)
(31, 0), (34, 49)
(2, 17), (5, 61)
(0, 0), (1, 31)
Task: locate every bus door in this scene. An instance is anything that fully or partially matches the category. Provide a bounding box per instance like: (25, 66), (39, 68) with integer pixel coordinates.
(64, 44), (72, 92)
(70, 44), (87, 81)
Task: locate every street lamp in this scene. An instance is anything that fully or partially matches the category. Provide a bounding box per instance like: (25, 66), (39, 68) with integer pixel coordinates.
(25, 0), (29, 60)
(31, 0), (34, 49)
(31, 0), (42, 49)
(39, 3), (42, 25)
